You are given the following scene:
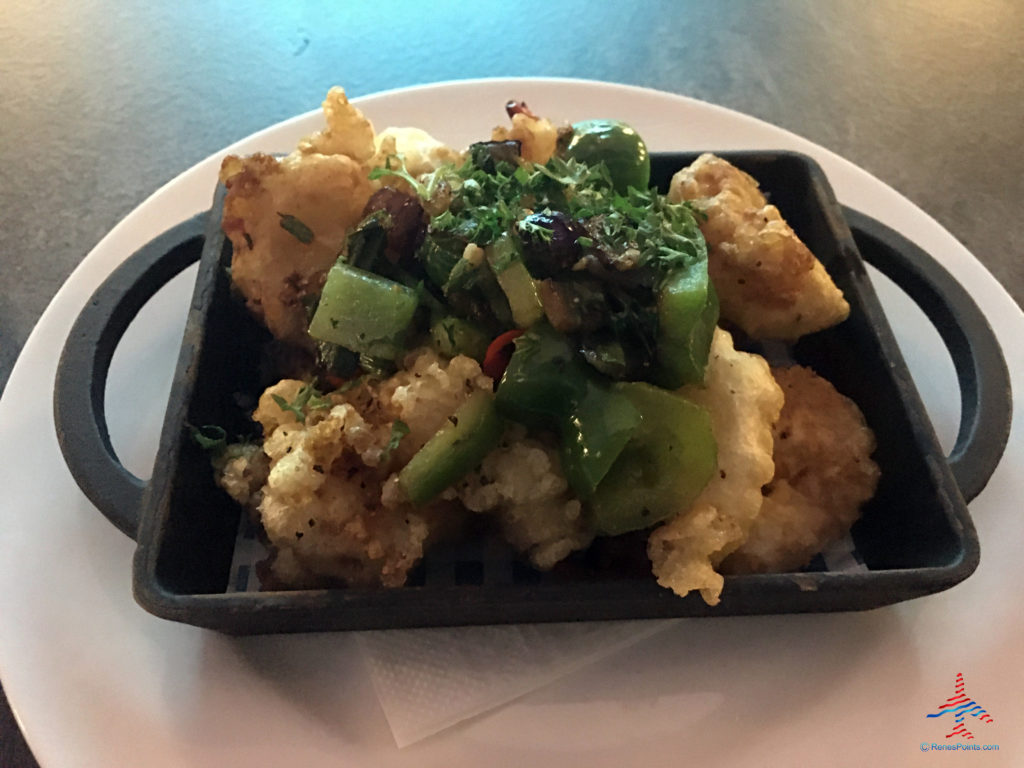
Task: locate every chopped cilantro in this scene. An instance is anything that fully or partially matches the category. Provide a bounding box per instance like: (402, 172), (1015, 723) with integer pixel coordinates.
(517, 217), (554, 243)
(272, 384), (332, 423)
(190, 424), (227, 452)
(369, 154), (461, 202)
(381, 420), (411, 462)
(278, 213), (314, 244)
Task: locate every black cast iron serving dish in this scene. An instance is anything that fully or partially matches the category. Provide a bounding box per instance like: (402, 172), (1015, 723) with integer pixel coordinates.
(54, 151), (1012, 634)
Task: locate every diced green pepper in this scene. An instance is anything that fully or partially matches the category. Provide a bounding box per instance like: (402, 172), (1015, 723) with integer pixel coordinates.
(308, 262), (419, 360)
(444, 250), (515, 331)
(494, 323), (589, 430)
(486, 234), (545, 328)
(430, 316), (490, 362)
(652, 264), (719, 388)
(589, 382), (717, 536)
(419, 232), (464, 289)
(398, 390), (504, 504)
(564, 119), (651, 195)
(495, 323), (642, 496)
(559, 383), (641, 498)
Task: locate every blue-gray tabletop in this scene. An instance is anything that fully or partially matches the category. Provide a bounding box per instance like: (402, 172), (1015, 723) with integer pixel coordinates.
(1, 2), (1021, 765)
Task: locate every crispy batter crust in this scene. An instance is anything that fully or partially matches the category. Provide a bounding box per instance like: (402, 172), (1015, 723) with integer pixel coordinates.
(491, 111), (559, 164)
(669, 153), (849, 340)
(722, 365), (880, 574)
(218, 350), (492, 589)
(647, 328), (784, 604)
(218, 87), (458, 346)
(219, 150), (373, 345)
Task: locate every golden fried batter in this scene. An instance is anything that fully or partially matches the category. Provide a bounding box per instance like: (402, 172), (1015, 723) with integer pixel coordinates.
(216, 349), (494, 589)
(669, 153), (849, 340)
(647, 328), (784, 604)
(219, 89), (377, 345)
(296, 87), (376, 161)
(722, 365), (880, 574)
(450, 424), (594, 571)
(219, 150), (373, 345)
(219, 88), (458, 346)
(491, 108), (559, 164)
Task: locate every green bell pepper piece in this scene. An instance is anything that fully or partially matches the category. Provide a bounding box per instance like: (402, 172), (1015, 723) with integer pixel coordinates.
(559, 383), (642, 498)
(486, 234), (545, 328)
(589, 382), (717, 536)
(398, 390), (504, 504)
(495, 323), (642, 497)
(430, 316), (490, 362)
(494, 323), (589, 430)
(652, 263), (719, 388)
(308, 262), (419, 360)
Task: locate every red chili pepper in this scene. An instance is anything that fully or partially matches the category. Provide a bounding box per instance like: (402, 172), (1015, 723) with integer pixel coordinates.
(482, 329), (525, 380)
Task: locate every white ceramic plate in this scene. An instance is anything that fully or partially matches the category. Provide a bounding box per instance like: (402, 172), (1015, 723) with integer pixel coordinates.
(1, 79), (1021, 767)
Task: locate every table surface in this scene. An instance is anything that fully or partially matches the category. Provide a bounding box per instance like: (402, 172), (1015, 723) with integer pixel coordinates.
(2, 2), (1022, 765)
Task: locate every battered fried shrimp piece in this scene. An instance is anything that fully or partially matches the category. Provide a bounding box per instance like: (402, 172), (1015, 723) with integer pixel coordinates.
(219, 88), (376, 345)
(647, 328), (784, 605)
(219, 151), (373, 345)
(225, 350), (493, 589)
(491, 100), (559, 164)
(296, 86), (377, 161)
(251, 379), (428, 588)
(372, 127), (464, 183)
(668, 153), (849, 340)
(220, 88), (460, 346)
(449, 425), (594, 570)
(722, 365), (880, 574)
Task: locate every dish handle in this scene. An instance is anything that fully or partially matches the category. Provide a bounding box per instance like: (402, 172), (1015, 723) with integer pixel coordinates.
(53, 213), (208, 539)
(844, 207), (1012, 503)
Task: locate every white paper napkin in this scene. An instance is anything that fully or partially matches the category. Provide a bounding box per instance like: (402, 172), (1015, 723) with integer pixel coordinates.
(357, 619), (678, 747)
(228, 518), (863, 747)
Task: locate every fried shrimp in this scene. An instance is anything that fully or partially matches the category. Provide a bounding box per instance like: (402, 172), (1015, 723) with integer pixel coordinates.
(722, 365), (880, 574)
(215, 350), (492, 589)
(448, 425), (594, 570)
(668, 153), (849, 340)
(219, 88), (457, 346)
(647, 328), (784, 604)
(491, 100), (559, 164)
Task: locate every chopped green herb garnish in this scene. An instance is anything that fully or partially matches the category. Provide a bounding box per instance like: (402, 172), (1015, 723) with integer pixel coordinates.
(278, 213), (315, 244)
(190, 424), (227, 452)
(369, 154), (460, 202)
(517, 217), (554, 243)
(272, 384), (332, 423)
(369, 154), (426, 197)
(381, 420), (411, 462)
